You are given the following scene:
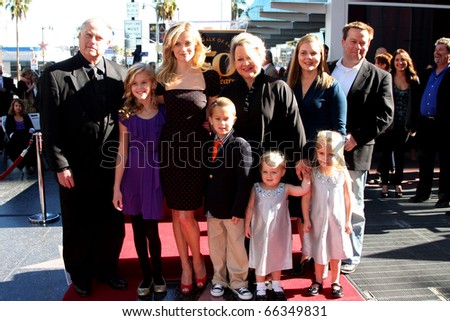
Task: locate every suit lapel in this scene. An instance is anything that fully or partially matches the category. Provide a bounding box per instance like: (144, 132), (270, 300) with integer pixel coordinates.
(102, 60), (119, 143)
(349, 60), (370, 96)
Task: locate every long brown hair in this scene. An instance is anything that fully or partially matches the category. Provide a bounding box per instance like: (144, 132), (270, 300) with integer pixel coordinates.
(8, 98), (26, 116)
(390, 49), (418, 83)
(287, 34), (334, 91)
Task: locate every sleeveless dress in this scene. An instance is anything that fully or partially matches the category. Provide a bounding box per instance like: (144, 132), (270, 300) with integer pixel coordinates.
(302, 168), (353, 264)
(156, 70), (220, 210)
(119, 106), (166, 220)
(249, 183), (292, 276)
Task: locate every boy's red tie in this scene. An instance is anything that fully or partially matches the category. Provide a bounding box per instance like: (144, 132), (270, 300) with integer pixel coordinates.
(212, 140), (222, 160)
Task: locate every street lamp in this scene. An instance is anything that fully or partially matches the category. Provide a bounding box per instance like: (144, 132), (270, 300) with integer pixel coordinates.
(40, 26), (53, 64)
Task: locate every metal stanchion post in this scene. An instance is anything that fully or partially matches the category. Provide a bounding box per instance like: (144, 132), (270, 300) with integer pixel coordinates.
(28, 132), (60, 225)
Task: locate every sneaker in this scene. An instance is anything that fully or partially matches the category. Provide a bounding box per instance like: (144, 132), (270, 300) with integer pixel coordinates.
(210, 284), (225, 297)
(231, 287), (253, 300)
(341, 263), (357, 274)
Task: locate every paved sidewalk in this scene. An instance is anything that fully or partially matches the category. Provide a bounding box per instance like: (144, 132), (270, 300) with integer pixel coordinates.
(1, 152), (449, 301)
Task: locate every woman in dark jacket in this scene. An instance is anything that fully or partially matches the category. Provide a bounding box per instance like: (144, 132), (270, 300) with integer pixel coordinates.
(4, 98), (36, 173)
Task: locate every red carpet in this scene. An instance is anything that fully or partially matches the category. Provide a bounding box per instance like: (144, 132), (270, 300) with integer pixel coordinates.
(63, 211), (364, 301)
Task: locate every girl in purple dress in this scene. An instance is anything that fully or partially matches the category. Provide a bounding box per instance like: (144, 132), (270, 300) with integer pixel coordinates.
(113, 63), (167, 297)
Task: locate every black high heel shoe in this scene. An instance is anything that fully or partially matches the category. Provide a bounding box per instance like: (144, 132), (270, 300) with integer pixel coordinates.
(381, 185), (389, 198)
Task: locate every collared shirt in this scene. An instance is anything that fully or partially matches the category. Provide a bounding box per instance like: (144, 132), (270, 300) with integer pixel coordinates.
(331, 58), (363, 96)
(80, 53), (106, 80)
(213, 129), (234, 153)
(420, 63), (450, 117)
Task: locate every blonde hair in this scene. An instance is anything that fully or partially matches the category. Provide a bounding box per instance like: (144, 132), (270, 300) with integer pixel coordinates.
(209, 97), (236, 117)
(156, 22), (211, 85)
(260, 150), (286, 169)
(315, 130), (346, 168)
(120, 63), (157, 120)
(227, 32), (266, 73)
(287, 34), (335, 91)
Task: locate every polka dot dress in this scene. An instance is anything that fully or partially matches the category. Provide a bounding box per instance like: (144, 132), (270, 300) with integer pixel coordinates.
(157, 70), (220, 210)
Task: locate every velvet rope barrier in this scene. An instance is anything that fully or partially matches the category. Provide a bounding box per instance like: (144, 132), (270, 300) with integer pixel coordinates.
(0, 135), (34, 180)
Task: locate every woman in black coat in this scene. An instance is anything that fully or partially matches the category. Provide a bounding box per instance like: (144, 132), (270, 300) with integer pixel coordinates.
(4, 98), (36, 172)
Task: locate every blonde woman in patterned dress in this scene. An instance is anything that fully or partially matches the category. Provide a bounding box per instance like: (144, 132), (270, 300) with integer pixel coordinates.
(156, 22), (220, 295)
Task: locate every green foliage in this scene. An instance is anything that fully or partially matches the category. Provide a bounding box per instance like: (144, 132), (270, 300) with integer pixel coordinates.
(231, 0), (246, 20)
(156, 0), (177, 22)
(4, 0), (31, 20)
(3, 0), (32, 80)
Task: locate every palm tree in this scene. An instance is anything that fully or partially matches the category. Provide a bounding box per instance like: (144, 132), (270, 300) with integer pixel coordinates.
(4, 0), (32, 81)
(156, 0), (177, 22)
(231, 0), (246, 21)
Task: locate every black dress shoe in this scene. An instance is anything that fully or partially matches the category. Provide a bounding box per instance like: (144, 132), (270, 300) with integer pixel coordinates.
(306, 282), (323, 296)
(409, 195), (429, 203)
(435, 199), (450, 208)
(106, 277), (128, 290)
(331, 283), (344, 298)
(298, 257), (313, 276)
(73, 282), (92, 297)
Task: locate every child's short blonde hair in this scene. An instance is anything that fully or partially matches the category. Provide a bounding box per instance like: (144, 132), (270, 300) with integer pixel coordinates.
(209, 97), (236, 116)
(260, 150), (286, 169)
(315, 130), (346, 168)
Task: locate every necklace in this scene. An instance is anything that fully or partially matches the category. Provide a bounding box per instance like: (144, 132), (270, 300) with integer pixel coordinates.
(138, 105), (158, 119)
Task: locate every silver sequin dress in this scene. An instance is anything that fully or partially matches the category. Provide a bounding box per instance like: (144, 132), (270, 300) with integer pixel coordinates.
(302, 168), (353, 264)
(249, 183), (292, 276)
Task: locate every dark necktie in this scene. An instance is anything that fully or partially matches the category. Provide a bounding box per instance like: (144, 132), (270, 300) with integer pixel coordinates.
(89, 66), (98, 80)
(212, 140), (222, 161)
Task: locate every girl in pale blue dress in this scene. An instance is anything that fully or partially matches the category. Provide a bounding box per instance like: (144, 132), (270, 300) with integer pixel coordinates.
(245, 151), (310, 300)
(301, 130), (353, 298)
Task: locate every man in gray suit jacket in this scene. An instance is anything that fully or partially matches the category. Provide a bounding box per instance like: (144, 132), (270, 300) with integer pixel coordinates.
(329, 21), (394, 275)
(40, 18), (128, 297)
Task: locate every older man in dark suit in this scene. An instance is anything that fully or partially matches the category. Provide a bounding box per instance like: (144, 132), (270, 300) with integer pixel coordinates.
(329, 21), (394, 275)
(40, 18), (127, 297)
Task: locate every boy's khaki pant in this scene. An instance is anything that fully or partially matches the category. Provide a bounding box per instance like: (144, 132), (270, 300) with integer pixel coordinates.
(207, 217), (249, 289)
